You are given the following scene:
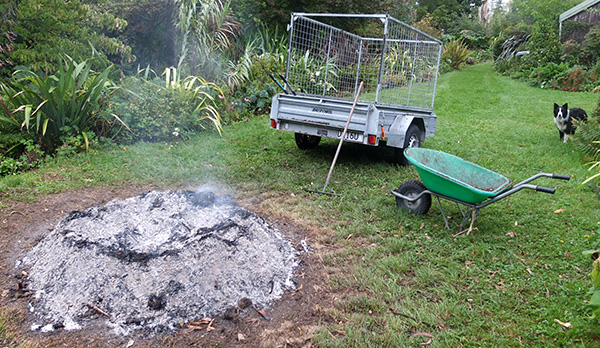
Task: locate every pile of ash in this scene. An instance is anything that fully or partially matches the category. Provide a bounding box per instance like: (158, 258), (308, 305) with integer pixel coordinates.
(17, 189), (297, 335)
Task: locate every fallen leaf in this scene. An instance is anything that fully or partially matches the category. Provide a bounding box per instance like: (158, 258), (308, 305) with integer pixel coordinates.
(238, 333), (245, 341)
(413, 332), (434, 338)
(554, 208), (565, 214)
(420, 222), (425, 230)
(554, 319), (571, 328)
(421, 339), (432, 346)
(526, 268), (533, 275)
(515, 220), (518, 226)
(505, 232), (516, 237)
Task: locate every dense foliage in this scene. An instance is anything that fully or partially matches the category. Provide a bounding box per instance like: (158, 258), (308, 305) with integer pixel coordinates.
(0, 0), (132, 77)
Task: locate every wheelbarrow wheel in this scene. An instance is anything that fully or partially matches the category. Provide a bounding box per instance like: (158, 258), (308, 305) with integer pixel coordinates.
(295, 133), (321, 150)
(395, 180), (431, 215)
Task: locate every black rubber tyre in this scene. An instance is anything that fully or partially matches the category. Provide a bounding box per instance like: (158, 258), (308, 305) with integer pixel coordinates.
(395, 180), (432, 215)
(295, 133), (321, 150)
(394, 124), (423, 166)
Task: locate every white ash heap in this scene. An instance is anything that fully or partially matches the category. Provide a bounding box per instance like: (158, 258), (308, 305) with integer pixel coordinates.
(18, 189), (297, 335)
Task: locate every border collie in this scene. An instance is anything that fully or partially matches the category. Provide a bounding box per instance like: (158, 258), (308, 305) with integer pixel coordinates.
(553, 103), (588, 143)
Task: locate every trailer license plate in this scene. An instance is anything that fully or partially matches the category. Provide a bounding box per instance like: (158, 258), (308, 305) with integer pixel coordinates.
(337, 130), (363, 142)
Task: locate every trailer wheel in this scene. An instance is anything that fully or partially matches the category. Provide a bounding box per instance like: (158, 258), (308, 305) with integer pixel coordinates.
(394, 124), (422, 166)
(295, 133), (321, 150)
(395, 180), (431, 215)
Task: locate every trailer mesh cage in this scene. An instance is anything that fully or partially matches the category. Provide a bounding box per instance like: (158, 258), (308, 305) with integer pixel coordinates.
(285, 13), (442, 111)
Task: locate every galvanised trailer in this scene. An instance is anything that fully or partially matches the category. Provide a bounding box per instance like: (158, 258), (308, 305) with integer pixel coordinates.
(269, 13), (442, 165)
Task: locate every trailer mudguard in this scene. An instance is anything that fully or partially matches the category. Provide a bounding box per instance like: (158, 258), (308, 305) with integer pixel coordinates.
(387, 115), (418, 148)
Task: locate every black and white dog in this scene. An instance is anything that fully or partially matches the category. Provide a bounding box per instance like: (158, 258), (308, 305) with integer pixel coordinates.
(553, 103), (588, 143)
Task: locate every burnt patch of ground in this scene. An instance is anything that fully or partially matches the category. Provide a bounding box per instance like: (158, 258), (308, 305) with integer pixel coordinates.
(0, 186), (338, 347)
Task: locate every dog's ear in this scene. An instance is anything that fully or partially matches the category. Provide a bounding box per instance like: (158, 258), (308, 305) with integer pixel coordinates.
(554, 103), (559, 112)
(563, 103), (568, 110)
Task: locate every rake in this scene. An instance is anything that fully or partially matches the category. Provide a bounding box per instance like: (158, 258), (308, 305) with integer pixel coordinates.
(306, 81), (364, 196)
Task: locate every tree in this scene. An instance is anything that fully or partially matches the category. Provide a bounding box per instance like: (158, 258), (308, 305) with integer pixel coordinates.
(0, 0), (133, 76)
(239, 0), (415, 34)
(416, 0), (484, 31)
(0, 0), (20, 77)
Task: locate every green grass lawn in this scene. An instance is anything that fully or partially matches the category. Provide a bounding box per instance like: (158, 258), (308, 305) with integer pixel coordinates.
(1, 62), (600, 347)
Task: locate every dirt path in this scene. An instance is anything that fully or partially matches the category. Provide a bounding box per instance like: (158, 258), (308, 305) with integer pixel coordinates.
(0, 186), (335, 347)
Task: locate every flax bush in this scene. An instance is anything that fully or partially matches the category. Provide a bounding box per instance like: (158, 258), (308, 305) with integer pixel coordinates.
(441, 39), (471, 71)
(0, 56), (116, 153)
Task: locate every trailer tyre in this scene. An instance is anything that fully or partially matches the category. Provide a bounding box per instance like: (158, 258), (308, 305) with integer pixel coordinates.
(395, 180), (431, 215)
(394, 124), (422, 166)
(295, 133), (321, 150)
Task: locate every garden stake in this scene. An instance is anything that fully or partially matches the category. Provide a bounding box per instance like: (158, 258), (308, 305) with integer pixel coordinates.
(306, 81), (363, 196)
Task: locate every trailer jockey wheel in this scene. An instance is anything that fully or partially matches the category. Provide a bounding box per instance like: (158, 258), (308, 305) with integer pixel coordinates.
(394, 124), (422, 166)
(295, 133), (321, 150)
(395, 180), (431, 215)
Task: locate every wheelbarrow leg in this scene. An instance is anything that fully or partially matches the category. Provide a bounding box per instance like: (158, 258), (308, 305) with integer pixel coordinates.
(435, 196), (451, 230)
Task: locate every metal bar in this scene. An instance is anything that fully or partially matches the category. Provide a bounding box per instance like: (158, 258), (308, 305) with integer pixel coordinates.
(323, 27), (333, 96)
(294, 12), (442, 43)
(294, 13), (389, 19)
(284, 13), (295, 88)
(355, 40), (364, 97)
(431, 44), (442, 110)
(407, 39), (419, 106)
(364, 38), (440, 45)
(375, 15), (389, 103)
(436, 196), (450, 230)
(512, 173), (568, 187)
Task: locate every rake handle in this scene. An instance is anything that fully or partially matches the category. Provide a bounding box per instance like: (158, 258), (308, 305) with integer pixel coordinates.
(322, 81), (364, 192)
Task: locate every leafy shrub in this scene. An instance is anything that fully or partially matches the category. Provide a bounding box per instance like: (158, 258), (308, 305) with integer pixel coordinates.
(0, 139), (44, 176)
(0, 57), (116, 153)
(441, 39), (471, 71)
(528, 62), (569, 89)
(561, 40), (583, 66)
(224, 81), (277, 121)
(458, 30), (490, 51)
(585, 250), (600, 319)
(108, 69), (223, 144)
(583, 27), (600, 66)
(525, 20), (561, 69)
(553, 66), (598, 92)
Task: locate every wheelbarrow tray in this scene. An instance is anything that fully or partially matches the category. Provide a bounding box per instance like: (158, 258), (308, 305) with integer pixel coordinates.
(404, 148), (511, 204)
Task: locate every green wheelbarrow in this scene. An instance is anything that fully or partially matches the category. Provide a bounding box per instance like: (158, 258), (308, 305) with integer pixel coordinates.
(391, 148), (571, 233)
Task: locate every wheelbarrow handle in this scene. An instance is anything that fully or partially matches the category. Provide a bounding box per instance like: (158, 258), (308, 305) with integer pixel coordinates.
(535, 186), (555, 194)
(552, 174), (571, 181)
